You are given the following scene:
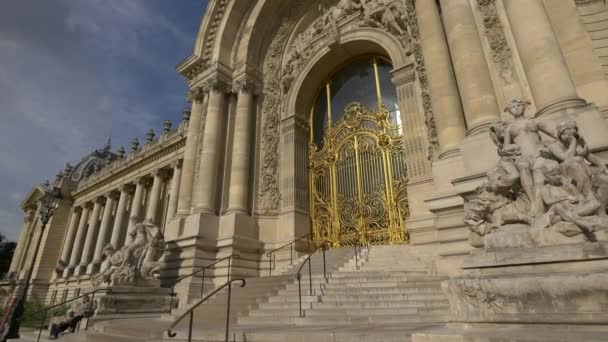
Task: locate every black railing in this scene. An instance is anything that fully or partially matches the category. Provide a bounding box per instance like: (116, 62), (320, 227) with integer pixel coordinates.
(266, 234), (310, 276)
(18, 288), (111, 342)
(295, 241), (330, 317)
(169, 254), (240, 313)
(167, 278), (246, 342)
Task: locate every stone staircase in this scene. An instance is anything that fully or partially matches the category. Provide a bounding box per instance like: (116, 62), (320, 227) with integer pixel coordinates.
(25, 245), (448, 341)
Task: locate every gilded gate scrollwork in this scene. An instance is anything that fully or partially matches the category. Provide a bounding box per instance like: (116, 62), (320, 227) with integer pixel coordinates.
(309, 102), (409, 247)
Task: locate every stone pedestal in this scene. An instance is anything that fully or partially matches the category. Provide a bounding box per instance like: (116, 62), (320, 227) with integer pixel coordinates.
(413, 241), (608, 341)
(95, 286), (174, 315)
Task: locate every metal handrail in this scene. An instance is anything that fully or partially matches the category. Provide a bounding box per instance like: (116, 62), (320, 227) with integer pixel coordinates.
(265, 234), (310, 276)
(18, 288), (111, 342)
(167, 278), (246, 342)
(169, 254), (240, 312)
(295, 241), (330, 317)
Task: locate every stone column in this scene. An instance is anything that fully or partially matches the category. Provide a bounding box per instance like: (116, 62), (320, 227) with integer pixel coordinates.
(417, 0), (467, 158)
(194, 84), (226, 213)
(226, 83), (255, 213)
(56, 208), (81, 273)
(67, 204), (90, 277)
(145, 169), (166, 224)
(503, 0), (584, 115)
(110, 185), (131, 249)
(126, 178), (147, 245)
(77, 197), (103, 275)
(441, 0), (500, 134)
(177, 88), (207, 216)
(90, 193), (117, 273)
(166, 160), (183, 220)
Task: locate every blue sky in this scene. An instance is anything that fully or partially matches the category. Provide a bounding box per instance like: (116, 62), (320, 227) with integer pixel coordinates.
(0, 0), (207, 240)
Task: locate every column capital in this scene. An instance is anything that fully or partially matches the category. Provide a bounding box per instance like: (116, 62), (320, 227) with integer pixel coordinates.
(151, 168), (170, 179)
(187, 86), (207, 103)
(231, 77), (261, 95)
(171, 159), (183, 169)
(202, 76), (230, 94)
(118, 183), (135, 194)
(134, 176), (151, 186)
(94, 196), (106, 205)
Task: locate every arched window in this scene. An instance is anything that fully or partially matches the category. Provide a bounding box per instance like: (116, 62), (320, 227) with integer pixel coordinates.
(311, 56), (401, 146)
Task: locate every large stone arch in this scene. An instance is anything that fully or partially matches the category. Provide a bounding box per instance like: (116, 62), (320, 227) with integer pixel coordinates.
(285, 27), (411, 122)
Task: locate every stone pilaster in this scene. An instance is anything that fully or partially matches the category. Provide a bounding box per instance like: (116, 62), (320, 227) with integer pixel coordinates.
(56, 207), (80, 275)
(177, 88), (207, 216)
(441, 0), (500, 134)
(90, 192), (117, 273)
(503, 0), (585, 115)
(194, 80), (228, 213)
(67, 204), (90, 277)
(166, 160), (183, 221)
(76, 197), (103, 275)
(9, 211), (36, 275)
(226, 80), (256, 214)
(416, 0), (467, 158)
(126, 177), (147, 245)
(110, 185), (132, 249)
(146, 169), (168, 224)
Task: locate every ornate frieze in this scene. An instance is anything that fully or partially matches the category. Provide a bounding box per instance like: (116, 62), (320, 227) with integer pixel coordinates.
(476, 0), (513, 83)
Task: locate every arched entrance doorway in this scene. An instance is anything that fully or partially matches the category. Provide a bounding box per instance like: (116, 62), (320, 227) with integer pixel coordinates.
(308, 56), (409, 247)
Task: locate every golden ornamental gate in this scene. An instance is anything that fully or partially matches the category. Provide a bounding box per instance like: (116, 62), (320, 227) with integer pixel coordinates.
(309, 102), (409, 247)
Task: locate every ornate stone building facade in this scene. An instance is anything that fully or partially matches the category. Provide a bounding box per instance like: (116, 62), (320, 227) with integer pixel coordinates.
(6, 0), (608, 317)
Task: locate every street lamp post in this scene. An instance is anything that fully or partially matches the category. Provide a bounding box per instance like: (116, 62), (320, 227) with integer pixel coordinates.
(4, 187), (61, 340)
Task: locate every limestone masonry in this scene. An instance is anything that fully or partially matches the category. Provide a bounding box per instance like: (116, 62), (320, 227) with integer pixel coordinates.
(4, 0), (608, 341)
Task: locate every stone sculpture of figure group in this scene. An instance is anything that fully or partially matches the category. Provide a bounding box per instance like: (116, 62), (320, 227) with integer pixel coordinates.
(465, 99), (608, 245)
(91, 218), (165, 286)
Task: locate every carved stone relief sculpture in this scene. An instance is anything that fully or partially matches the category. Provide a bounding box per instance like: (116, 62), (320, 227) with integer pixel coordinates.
(465, 99), (608, 247)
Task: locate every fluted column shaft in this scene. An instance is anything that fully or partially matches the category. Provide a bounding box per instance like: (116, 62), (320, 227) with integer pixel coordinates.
(195, 89), (226, 213)
(417, 0), (467, 158)
(126, 178), (146, 245)
(110, 186), (131, 248)
(58, 208), (81, 267)
(78, 198), (103, 273)
(503, 0), (581, 114)
(167, 161), (183, 220)
(146, 170), (165, 223)
(68, 205), (90, 274)
(177, 90), (207, 216)
(441, 0), (500, 133)
(92, 194), (117, 269)
(18, 211), (38, 273)
(227, 89), (254, 213)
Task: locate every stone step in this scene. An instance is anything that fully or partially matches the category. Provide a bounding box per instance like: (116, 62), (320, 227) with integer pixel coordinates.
(248, 306), (448, 317)
(257, 298), (448, 310)
(319, 293), (447, 302)
(237, 313), (448, 326)
(277, 285), (444, 297)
